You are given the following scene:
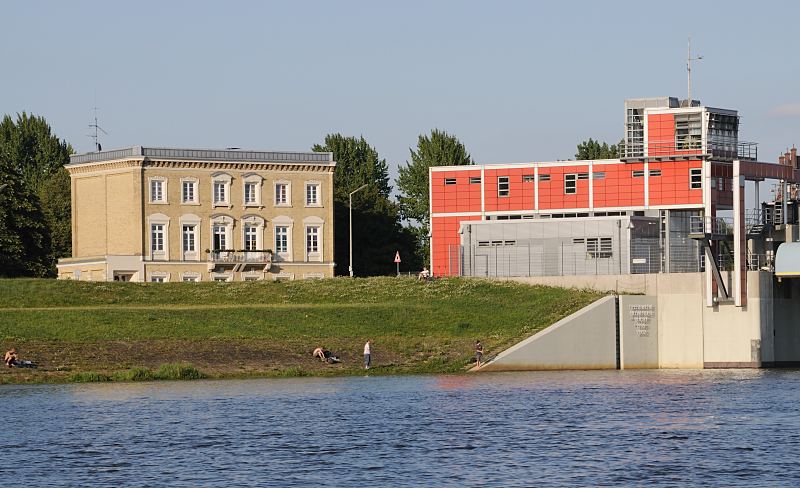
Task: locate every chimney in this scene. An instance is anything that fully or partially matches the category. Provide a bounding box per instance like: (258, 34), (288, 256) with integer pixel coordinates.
(792, 147), (798, 168)
(779, 155), (786, 165)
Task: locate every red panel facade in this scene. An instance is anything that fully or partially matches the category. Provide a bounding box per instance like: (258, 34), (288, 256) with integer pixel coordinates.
(649, 160), (704, 206)
(430, 159), (710, 275)
(483, 167), (535, 212)
(647, 113), (675, 156)
(430, 215), (481, 276)
(430, 169), (482, 214)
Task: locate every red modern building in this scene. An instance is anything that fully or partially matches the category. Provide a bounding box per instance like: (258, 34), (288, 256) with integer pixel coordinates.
(430, 96), (799, 303)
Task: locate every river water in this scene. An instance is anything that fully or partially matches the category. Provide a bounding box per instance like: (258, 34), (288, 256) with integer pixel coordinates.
(2, 370), (799, 487)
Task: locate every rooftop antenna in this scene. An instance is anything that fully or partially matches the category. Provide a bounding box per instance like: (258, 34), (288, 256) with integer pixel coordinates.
(87, 106), (108, 152)
(687, 36), (703, 107)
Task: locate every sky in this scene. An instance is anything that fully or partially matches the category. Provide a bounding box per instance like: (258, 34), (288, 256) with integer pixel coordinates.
(2, 0), (799, 184)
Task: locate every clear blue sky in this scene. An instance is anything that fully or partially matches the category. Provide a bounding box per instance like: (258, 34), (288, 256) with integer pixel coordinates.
(2, 0), (799, 182)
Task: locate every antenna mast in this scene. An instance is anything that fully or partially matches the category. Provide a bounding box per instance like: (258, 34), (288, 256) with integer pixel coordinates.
(88, 106), (108, 152)
(687, 36), (703, 106)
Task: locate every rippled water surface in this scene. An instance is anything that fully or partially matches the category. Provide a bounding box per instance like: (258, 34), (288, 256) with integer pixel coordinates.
(3, 370), (800, 487)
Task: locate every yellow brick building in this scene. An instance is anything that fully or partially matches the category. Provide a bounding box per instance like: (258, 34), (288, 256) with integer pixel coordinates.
(57, 147), (336, 282)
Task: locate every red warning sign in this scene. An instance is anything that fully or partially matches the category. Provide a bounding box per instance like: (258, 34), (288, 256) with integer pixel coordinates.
(394, 251), (401, 263)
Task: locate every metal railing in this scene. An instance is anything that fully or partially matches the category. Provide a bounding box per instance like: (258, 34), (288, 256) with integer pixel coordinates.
(209, 250), (273, 263)
(456, 242), (703, 278)
(623, 140), (757, 160)
(689, 216), (734, 236)
(747, 253), (772, 271)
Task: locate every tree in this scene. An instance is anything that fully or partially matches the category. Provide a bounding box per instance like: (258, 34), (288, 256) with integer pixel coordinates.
(0, 148), (52, 277)
(313, 134), (421, 276)
(575, 138), (623, 160)
(4, 113), (72, 193)
(314, 134), (391, 202)
(0, 113), (73, 276)
(396, 129), (473, 262)
(39, 166), (72, 260)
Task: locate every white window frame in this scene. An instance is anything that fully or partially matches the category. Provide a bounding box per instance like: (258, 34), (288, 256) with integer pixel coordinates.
(273, 272), (295, 281)
(212, 172), (232, 208)
(273, 216), (294, 261)
(241, 215), (265, 252)
(149, 177), (168, 204)
(242, 173), (263, 208)
(242, 271), (262, 281)
(498, 176), (510, 197)
(303, 216), (324, 262)
(210, 214), (234, 251)
(564, 174), (577, 194)
(181, 178), (199, 205)
(211, 272), (233, 282)
(180, 213), (201, 261)
(150, 272), (170, 283)
(690, 168), (702, 190)
(181, 271), (201, 282)
(305, 181), (322, 207)
(183, 225), (197, 252)
(274, 180), (291, 207)
(147, 213), (170, 261)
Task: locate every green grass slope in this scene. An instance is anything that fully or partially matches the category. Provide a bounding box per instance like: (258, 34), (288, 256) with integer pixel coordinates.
(0, 277), (605, 382)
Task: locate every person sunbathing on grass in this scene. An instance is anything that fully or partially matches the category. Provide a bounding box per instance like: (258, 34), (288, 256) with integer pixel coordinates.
(3, 349), (36, 368)
(4, 348), (18, 368)
(312, 347), (341, 364)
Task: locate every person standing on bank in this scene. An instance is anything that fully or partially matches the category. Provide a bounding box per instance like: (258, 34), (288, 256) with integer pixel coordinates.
(475, 340), (484, 368)
(364, 340), (372, 370)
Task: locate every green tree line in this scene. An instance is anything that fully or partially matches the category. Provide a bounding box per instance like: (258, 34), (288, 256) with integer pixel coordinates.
(0, 113), (72, 277)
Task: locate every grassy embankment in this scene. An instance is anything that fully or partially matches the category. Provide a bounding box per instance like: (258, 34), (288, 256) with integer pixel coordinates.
(0, 277), (605, 384)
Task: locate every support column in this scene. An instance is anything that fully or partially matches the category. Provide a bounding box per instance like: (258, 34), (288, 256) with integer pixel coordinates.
(704, 162), (714, 307)
(664, 209), (670, 273)
(754, 180), (760, 210)
(733, 160), (746, 307)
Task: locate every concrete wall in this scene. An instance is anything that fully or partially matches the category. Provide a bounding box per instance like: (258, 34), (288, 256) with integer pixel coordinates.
(480, 296), (617, 371)
(494, 271), (798, 370)
(619, 295), (659, 368)
(652, 273), (704, 368)
(701, 271), (770, 368)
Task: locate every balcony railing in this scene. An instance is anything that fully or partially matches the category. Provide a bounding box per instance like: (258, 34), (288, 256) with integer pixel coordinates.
(209, 250), (273, 264)
(689, 216), (734, 236)
(623, 140), (757, 160)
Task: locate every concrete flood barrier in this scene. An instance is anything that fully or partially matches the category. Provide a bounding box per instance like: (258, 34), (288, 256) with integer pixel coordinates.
(478, 295), (660, 372)
(479, 296), (618, 371)
(478, 272), (800, 371)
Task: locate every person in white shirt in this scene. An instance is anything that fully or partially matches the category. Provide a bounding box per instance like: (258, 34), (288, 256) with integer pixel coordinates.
(418, 267), (430, 281)
(363, 340), (372, 369)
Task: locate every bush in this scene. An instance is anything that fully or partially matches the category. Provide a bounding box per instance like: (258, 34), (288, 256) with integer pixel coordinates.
(68, 371), (111, 383)
(113, 367), (154, 382)
(154, 363), (205, 380)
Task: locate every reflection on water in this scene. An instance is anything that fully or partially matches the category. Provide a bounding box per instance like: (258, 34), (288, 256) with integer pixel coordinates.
(2, 370), (799, 487)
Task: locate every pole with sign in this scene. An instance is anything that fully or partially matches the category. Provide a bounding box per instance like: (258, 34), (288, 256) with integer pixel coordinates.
(394, 251), (401, 277)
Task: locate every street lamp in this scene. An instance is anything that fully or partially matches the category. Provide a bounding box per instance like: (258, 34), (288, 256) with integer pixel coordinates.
(349, 183), (368, 277)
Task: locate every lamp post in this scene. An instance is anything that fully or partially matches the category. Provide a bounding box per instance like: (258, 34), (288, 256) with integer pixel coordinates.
(349, 184), (368, 277)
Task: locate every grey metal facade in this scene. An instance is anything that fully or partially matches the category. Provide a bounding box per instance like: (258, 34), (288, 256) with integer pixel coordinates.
(458, 215), (701, 278)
